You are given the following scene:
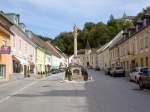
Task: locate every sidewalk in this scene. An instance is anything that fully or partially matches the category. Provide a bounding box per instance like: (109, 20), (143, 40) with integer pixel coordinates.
(0, 79), (15, 86)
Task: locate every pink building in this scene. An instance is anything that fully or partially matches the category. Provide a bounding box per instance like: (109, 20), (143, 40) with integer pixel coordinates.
(4, 13), (37, 79)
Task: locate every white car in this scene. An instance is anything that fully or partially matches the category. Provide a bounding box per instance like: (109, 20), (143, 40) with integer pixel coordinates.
(129, 67), (143, 83)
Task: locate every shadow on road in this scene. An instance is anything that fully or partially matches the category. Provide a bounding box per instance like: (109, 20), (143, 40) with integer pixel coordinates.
(12, 70), (150, 112)
(13, 90), (86, 97)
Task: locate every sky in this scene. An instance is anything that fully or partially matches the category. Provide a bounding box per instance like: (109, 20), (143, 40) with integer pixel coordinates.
(0, 0), (149, 38)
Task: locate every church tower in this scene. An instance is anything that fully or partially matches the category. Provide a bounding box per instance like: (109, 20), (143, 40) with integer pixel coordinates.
(85, 40), (91, 67)
(85, 40), (91, 54)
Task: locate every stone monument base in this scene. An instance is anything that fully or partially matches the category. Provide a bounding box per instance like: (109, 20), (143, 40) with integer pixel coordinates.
(66, 64), (88, 81)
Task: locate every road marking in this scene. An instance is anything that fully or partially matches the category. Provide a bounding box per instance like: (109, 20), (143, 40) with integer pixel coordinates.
(0, 81), (38, 104)
(0, 74), (65, 104)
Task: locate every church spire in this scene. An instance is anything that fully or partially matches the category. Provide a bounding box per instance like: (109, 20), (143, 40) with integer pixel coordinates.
(85, 40), (91, 50)
(122, 12), (127, 19)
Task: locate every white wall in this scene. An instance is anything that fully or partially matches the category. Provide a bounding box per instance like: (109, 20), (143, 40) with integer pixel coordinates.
(51, 55), (61, 69)
(45, 54), (51, 65)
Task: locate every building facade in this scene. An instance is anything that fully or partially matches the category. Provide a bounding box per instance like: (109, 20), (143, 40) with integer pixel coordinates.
(0, 13), (13, 80)
(5, 14), (37, 79)
(32, 35), (46, 74)
(76, 41), (98, 68)
(45, 41), (62, 69)
(109, 8), (150, 75)
(97, 43), (110, 70)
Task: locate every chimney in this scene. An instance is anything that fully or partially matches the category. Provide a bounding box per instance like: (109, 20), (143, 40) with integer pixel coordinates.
(25, 30), (33, 38)
(19, 23), (26, 32)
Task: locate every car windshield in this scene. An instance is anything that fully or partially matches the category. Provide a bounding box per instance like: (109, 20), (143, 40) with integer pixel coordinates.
(141, 68), (150, 75)
(135, 68), (142, 72)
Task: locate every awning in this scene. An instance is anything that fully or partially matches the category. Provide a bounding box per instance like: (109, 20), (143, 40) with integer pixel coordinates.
(12, 56), (29, 65)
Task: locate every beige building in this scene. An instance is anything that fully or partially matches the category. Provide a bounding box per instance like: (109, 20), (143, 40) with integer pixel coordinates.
(76, 41), (98, 68)
(109, 31), (124, 67)
(97, 43), (111, 70)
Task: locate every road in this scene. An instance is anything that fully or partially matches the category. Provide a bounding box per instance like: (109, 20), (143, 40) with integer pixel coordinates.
(0, 70), (150, 112)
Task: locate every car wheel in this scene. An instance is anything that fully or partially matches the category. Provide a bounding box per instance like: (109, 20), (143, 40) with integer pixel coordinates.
(122, 73), (125, 77)
(135, 77), (138, 83)
(139, 80), (144, 89)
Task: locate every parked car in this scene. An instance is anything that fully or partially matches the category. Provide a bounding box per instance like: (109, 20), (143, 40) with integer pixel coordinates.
(110, 66), (125, 77)
(51, 69), (60, 74)
(95, 66), (100, 71)
(105, 67), (111, 75)
(58, 68), (65, 72)
(129, 67), (143, 83)
(139, 67), (150, 89)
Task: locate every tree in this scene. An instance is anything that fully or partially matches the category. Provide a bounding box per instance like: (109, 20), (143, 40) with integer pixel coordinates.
(52, 17), (133, 55)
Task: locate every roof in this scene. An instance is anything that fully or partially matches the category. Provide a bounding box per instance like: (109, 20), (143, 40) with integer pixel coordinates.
(97, 43), (109, 54)
(45, 41), (61, 58)
(91, 48), (98, 54)
(32, 35), (53, 55)
(0, 11), (13, 35)
(0, 11), (37, 47)
(32, 34), (46, 49)
(109, 31), (124, 49)
(55, 46), (68, 58)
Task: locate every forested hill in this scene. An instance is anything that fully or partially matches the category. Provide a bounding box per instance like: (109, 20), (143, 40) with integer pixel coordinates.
(37, 8), (150, 56)
(51, 17), (133, 55)
(38, 14), (134, 55)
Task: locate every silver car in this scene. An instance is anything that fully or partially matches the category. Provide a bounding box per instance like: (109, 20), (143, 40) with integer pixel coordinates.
(110, 66), (125, 77)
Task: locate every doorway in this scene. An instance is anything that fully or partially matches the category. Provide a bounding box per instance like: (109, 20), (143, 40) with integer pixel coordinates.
(0, 65), (6, 78)
(24, 65), (27, 77)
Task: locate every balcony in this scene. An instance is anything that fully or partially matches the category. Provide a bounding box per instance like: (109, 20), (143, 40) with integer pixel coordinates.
(0, 45), (11, 54)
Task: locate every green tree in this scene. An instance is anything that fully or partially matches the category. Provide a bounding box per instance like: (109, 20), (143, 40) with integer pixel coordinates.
(52, 17), (133, 55)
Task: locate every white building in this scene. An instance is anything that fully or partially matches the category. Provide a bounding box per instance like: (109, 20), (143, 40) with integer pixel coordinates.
(96, 31), (124, 70)
(45, 41), (68, 69)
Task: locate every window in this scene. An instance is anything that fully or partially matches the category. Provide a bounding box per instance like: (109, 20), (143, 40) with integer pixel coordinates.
(144, 35), (148, 48)
(141, 58), (143, 67)
(19, 39), (21, 49)
(146, 57), (149, 67)
(2, 37), (7, 46)
(140, 39), (143, 50)
(48, 57), (51, 62)
(13, 36), (15, 48)
(25, 44), (27, 52)
(126, 61), (129, 69)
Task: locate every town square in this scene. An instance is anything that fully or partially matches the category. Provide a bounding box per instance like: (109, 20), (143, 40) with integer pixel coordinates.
(0, 0), (150, 112)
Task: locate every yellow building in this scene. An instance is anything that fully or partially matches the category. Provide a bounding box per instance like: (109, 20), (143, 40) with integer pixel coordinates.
(129, 25), (150, 68)
(111, 10), (150, 75)
(32, 35), (46, 74)
(0, 13), (13, 80)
